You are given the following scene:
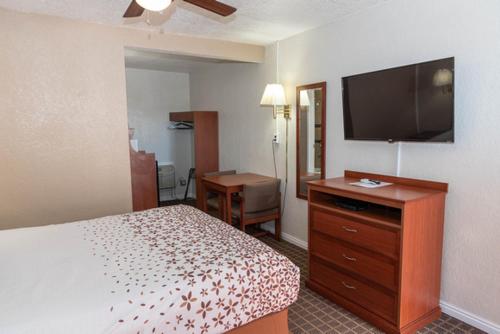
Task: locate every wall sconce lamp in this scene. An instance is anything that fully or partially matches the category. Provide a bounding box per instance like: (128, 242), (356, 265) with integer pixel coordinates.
(260, 83), (291, 119)
(260, 83), (291, 187)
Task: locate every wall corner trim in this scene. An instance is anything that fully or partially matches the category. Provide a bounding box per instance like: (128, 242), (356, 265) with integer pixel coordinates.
(280, 232), (308, 250)
(440, 301), (500, 334)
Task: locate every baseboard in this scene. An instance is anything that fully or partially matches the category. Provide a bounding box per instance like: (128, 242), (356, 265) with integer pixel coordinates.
(280, 232), (308, 250)
(259, 225), (308, 250)
(440, 301), (500, 334)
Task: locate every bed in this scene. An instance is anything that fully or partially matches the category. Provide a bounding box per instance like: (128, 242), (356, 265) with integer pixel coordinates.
(0, 205), (300, 334)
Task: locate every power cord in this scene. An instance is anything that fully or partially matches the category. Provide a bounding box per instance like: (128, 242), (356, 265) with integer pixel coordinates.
(272, 126), (288, 217)
(281, 179), (288, 216)
(282, 118), (288, 216)
(272, 139), (278, 179)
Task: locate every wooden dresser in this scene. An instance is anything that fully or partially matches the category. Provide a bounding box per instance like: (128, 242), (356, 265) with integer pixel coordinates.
(306, 170), (448, 334)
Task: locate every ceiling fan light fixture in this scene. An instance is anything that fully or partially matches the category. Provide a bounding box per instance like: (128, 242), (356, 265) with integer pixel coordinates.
(136, 0), (172, 12)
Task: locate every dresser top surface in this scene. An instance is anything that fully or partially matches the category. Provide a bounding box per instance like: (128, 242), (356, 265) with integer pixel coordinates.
(309, 176), (446, 203)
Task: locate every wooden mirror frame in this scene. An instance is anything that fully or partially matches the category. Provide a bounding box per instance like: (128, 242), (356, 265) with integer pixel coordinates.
(296, 82), (327, 200)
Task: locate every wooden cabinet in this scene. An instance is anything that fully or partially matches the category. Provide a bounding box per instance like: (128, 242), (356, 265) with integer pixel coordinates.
(169, 111), (219, 209)
(306, 170), (448, 334)
(130, 148), (158, 212)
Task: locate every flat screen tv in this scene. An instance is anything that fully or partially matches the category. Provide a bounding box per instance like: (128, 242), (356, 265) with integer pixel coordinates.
(342, 57), (454, 142)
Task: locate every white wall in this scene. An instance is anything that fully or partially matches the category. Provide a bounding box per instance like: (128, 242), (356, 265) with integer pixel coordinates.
(126, 68), (194, 199)
(190, 0), (500, 329)
(190, 50), (279, 175)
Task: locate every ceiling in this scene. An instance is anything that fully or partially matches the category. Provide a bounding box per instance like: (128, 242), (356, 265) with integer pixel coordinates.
(125, 48), (237, 72)
(0, 0), (389, 45)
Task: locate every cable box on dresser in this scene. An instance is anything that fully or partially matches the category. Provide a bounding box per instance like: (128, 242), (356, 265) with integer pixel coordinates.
(306, 170), (448, 334)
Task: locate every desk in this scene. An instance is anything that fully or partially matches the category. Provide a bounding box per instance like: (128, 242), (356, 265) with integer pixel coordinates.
(201, 173), (276, 226)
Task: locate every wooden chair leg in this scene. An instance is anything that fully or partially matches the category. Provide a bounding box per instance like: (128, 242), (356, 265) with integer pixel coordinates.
(275, 216), (281, 241)
(218, 194), (225, 220)
(239, 197), (245, 232)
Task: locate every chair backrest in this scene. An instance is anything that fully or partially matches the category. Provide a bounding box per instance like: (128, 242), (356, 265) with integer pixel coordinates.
(203, 170), (237, 177)
(243, 179), (281, 213)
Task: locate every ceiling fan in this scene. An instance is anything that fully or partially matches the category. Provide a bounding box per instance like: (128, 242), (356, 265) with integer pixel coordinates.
(123, 0), (237, 18)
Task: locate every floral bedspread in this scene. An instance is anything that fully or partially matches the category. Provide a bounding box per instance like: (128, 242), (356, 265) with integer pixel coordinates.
(82, 205), (300, 333)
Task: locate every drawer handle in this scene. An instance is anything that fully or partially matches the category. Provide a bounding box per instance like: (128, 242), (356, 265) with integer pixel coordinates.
(342, 253), (357, 262)
(342, 281), (357, 290)
(342, 226), (358, 233)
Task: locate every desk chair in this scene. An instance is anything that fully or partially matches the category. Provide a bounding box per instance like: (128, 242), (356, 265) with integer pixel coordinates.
(232, 179), (281, 241)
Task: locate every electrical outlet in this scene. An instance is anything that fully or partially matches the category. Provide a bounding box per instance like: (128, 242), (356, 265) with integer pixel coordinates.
(273, 132), (280, 144)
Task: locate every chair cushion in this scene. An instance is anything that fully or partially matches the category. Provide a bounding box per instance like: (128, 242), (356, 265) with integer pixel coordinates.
(231, 204), (279, 219)
(207, 197), (220, 209)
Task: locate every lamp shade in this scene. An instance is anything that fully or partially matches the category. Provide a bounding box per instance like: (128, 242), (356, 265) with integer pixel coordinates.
(260, 84), (287, 106)
(136, 0), (172, 12)
(299, 90), (311, 107)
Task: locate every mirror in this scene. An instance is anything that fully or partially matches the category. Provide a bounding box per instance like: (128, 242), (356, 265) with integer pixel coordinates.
(296, 82), (326, 199)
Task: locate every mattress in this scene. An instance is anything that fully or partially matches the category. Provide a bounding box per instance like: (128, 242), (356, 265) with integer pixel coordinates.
(0, 205), (300, 334)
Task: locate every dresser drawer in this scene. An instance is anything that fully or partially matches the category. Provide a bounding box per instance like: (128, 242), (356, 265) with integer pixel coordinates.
(310, 257), (396, 323)
(310, 207), (399, 258)
(310, 232), (398, 290)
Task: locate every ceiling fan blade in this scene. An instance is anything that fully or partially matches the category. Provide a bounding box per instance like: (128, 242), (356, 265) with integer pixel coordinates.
(123, 0), (145, 18)
(183, 0), (237, 17)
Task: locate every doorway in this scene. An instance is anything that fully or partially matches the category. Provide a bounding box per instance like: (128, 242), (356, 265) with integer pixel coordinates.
(124, 48), (227, 210)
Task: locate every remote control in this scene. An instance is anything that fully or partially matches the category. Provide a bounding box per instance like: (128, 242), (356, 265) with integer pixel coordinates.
(360, 178), (381, 185)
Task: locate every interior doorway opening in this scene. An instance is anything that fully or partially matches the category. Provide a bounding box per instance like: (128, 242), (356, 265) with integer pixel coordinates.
(124, 47), (236, 210)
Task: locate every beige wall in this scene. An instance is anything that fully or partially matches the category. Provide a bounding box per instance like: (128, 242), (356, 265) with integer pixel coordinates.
(0, 8), (264, 229)
(190, 52), (278, 175)
(190, 0), (500, 330)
